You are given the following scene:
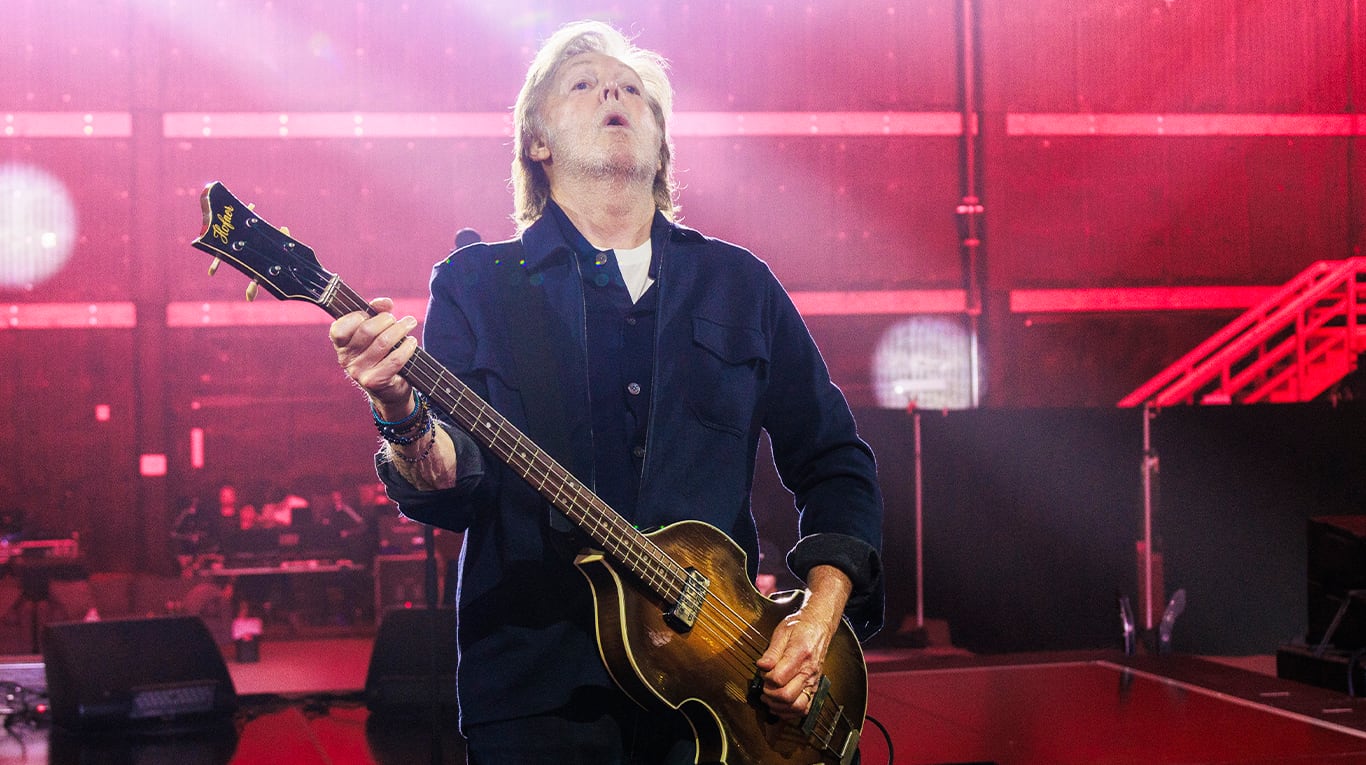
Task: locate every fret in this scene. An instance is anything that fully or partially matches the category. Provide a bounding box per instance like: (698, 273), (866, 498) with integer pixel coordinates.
(341, 286), (686, 598)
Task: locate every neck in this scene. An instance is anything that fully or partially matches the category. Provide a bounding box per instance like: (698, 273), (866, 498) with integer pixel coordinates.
(549, 178), (655, 250)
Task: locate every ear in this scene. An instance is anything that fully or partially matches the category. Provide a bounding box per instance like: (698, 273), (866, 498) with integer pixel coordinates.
(529, 136), (551, 162)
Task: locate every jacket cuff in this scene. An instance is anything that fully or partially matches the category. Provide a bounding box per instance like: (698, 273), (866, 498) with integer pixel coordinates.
(786, 532), (884, 641)
(375, 422), (484, 506)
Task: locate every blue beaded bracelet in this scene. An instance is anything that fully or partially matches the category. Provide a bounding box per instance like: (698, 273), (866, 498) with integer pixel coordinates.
(373, 392), (434, 445)
(372, 391), (424, 428)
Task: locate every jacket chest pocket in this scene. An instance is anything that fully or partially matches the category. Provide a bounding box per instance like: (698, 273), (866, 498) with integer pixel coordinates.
(685, 317), (769, 437)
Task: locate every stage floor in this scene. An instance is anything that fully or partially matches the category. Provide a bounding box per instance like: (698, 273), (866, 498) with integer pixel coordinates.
(2, 642), (1365, 764)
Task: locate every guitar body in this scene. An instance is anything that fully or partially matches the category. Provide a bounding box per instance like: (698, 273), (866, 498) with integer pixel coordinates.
(576, 520), (867, 765)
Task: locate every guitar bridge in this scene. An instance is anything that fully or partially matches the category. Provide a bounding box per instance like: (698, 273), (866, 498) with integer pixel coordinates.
(663, 568), (709, 631)
(800, 674), (832, 736)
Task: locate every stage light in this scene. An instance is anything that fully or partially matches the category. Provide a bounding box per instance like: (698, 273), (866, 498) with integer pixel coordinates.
(0, 163), (78, 289)
(871, 315), (977, 410)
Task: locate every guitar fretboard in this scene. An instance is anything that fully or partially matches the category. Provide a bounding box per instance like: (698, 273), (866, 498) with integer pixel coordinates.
(324, 279), (689, 605)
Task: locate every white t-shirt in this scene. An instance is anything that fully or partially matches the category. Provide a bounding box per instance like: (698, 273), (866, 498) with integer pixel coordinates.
(613, 240), (654, 303)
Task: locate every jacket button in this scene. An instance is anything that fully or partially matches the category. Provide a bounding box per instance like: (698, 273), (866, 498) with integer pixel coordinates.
(632, 445), (646, 459)
(626, 382), (641, 395)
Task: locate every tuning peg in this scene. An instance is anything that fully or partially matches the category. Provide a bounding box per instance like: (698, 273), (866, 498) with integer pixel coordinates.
(246, 281), (260, 302)
(208, 258), (221, 276)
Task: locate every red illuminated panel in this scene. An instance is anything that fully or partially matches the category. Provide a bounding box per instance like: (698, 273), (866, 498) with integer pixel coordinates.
(672, 112), (965, 137)
(163, 112), (513, 139)
(792, 289), (966, 316)
(1008, 113), (1358, 137)
(1010, 286), (1279, 313)
(0, 302), (136, 329)
(162, 112), (964, 139)
(165, 298), (429, 327)
(139, 453), (167, 477)
(164, 292), (963, 326)
(1, 112), (132, 138)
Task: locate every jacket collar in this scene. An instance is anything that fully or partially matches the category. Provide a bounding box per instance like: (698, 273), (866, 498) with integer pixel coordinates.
(519, 199), (705, 274)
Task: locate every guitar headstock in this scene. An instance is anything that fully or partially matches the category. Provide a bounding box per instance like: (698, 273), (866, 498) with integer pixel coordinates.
(190, 181), (334, 305)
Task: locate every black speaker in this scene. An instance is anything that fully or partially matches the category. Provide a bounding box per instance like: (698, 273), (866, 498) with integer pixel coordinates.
(42, 616), (238, 733)
(364, 607), (457, 713)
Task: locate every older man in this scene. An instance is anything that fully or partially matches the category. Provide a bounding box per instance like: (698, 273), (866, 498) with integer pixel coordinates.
(330, 20), (883, 764)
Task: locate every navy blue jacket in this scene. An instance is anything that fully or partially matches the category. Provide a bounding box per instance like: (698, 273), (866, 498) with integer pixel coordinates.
(378, 205), (883, 729)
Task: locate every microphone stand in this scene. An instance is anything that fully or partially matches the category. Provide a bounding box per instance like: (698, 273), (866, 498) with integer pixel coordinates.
(424, 524), (443, 765)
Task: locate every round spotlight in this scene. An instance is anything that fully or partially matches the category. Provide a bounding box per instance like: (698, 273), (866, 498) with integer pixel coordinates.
(0, 163), (79, 289)
(872, 315), (978, 410)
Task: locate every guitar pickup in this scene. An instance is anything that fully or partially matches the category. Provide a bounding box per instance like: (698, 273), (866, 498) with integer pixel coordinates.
(663, 568), (709, 631)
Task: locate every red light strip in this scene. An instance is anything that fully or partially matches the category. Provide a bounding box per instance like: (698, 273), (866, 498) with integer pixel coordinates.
(1010, 286), (1279, 313)
(162, 112), (513, 139)
(0, 112), (1360, 140)
(790, 289), (966, 315)
(0, 288), (1279, 331)
(1, 112), (132, 138)
(164, 298), (430, 327)
(672, 112), (966, 137)
(161, 111), (965, 139)
(164, 291), (963, 326)
(0, 302), (136, 329)
(1008, 113), (1362, 137)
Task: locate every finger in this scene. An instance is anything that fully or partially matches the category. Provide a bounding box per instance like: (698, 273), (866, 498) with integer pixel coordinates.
(329, 296), (395, 346)
(756, 627), (789, 672)
(354, 324), (418, 389)
(329, 310), (369, 348)
(765, 630), (825, 688)
(350, 313), (411, 366)
(761, 673), (816, 719)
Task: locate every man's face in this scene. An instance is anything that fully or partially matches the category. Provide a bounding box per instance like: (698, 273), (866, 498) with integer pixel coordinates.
(532, 51), (661, 184)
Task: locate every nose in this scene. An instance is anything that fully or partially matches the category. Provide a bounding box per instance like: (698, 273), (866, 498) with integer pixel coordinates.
(601, 82), (621, 101)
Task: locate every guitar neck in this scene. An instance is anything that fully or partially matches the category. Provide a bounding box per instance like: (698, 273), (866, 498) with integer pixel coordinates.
(322, 279), (687, 600)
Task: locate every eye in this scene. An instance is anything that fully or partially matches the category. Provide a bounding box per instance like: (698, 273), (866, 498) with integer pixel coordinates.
(572, 79), (593, 91)
(623, 84), (641, 96)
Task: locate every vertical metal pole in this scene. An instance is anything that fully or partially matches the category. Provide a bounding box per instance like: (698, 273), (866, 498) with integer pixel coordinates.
(914, 410), (925, 630)
(957, 0), (985, 407)
(1348, 0), (1359, 259)
(1141, 404), (1157, 630)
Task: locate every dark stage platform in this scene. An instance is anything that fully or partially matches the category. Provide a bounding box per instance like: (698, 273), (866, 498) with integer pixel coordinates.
(2, 642), (1365, 764)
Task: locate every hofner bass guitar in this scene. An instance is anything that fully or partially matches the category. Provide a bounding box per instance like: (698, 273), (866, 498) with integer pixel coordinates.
(190, 181), (866, 765)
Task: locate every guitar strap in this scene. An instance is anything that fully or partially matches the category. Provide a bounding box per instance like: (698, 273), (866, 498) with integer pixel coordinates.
(490, 242), (586, 538)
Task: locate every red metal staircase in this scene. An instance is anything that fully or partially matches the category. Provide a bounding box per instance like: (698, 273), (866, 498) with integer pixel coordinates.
(1119, 258), (1366, 407)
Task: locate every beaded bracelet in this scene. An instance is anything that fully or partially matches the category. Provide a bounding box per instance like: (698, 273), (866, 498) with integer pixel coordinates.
(393, 430), (439, 464)
(373, 390), (424, 428)
(382, 411), (433, 446)
(373, 392), (432, 444)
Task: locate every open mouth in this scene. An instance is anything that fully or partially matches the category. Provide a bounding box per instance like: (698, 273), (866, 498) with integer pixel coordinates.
(603, 111), (630, 128)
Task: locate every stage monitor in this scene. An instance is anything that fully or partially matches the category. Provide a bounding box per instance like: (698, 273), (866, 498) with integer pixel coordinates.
(43, 616), (238, 733)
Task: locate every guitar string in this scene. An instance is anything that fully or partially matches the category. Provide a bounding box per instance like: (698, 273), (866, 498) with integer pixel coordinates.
(322, 281), (851, 750)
